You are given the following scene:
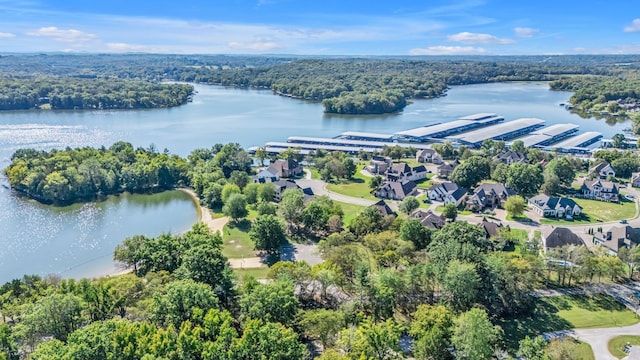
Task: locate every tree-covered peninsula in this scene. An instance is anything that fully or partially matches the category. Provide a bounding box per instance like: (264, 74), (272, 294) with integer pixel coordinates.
(3, 142), (190, 205)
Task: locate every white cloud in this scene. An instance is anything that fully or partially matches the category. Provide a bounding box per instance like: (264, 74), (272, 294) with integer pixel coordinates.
(447, 31), (514, 45)
(105, 42), (158, 52)
(228, 39), (282, 52)
(0, 32), (15, 38)
(514, 27), (538, 38)
(26, 27), (95, 42)
(624, 19), (640, 33)
(409, 45), (487, 55)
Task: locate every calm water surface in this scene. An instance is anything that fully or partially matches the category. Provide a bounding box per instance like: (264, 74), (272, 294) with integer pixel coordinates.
(0, 82), (629, 282)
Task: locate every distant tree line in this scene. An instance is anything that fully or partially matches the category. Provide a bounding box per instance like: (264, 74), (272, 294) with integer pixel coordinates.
(0, 77), (193, 110)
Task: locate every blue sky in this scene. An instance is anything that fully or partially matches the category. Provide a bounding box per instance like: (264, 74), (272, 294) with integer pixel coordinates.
(0, 0), (638, 55)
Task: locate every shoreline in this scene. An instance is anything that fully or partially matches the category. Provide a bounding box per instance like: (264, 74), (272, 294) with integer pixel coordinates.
(178, 187), (230, 236)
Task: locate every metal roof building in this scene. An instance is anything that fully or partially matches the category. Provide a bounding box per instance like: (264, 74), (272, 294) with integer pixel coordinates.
(449, 118), (546, 147)
(339, 131), (395, 142)
(549, 131), (603, 152)
(509, 123), (579, 148)
(394, 113), (504, 142)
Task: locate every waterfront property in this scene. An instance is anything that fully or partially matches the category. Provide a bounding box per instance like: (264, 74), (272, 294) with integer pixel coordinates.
(528, 194), (582, 219)
(541, 227), (585, 252)
(449, 118), (546, 148)
(593, 225), (640, 255)
(251, 138), (431, 156)
(466, 183), (516, 211)
(273, 180), (314, 202)
(589, 161), (615, 179)
(394, 113), (504, 142)
(549, 131), (603, 153)
(427, 182), (468, 206)
(253, 169), (279, 183)
(267, 159), (303, 178)
(580, 179), (619, 202)
(415, 148), (443, 164)
(508, 123), (579, 148)
(493, 150), (527, 165)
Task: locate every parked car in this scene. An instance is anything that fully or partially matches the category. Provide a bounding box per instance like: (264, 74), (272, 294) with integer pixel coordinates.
(620, 219), (628, 224)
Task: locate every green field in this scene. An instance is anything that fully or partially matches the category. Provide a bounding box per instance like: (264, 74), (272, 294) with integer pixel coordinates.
(500, 294), (639, 352)
(608, 335), (640, 359)
(547, 339), (595, 360)
(234, 266), (270, 282)
(434, 205), (472, 216)
(334, 200), (366, 226)
(326, 166), (377, 200)
(222, 220), (257, 259)
(573, 197), (637, 223)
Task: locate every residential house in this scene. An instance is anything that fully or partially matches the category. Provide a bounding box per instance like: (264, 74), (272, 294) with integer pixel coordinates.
(375, 180), (417, 200)
(589, 161), (615, 179)
(493, 150), (527, 165)
(466, 183), (515, 212)
(386, 163), (428, 182)
(427, 182), (468, 207)
(409, 209), (446, 229)
(367, 156), (393, 175)
(593, 225), (640, 255)
(477, 218), (503, 239)
(437, 160), (459, 179)
(632, 172), (640, 188)
(541, 227), (585, 252)
(416, 149), (443, 164)
(253, 169), (279, 184)
(273, 180), (314, 202)
(267, 159), (303, 178)
(528, 194), (582, 219)
(581, 179), (619, 202)
(372, 199), (397, 218)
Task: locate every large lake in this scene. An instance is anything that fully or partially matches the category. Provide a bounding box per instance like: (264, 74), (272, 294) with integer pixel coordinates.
(0, 82), (629, 282)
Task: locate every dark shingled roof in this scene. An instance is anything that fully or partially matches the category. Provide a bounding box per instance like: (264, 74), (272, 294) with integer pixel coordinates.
(542, 227), (585, 250)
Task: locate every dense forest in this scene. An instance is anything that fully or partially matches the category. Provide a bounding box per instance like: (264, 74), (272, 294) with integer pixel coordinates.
(2, 54), (640, 114)
(3, 142), (190, 205)
(0, 78), (193, 110)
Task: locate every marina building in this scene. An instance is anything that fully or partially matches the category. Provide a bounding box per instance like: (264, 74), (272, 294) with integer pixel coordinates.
(394, 113), (504, 142)
(449, 118), (546, 148)
(338, 131), (395, 142)
(509, 123), (579, 148)
(549, 131), (603, 153)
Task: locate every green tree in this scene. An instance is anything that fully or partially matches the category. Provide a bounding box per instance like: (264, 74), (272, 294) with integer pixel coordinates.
(240, 280), (299, 327)
(230, 319), (308, 360)
(450, 156), (491, 189)
(442, 260), (481, 312)
(221, 183), (241, 204)
(278, 188), (305, 235)
(222, 193), (248, 222)
(491, 163), (509, 184)
(505, 195), (526, 218)
(399, 219), (432, 250)
(299, 309), (345, 349)
(517, 336), (549, 360)
(338, 318), (401, 360)
(258, 182), (275, 202)
(177, 244), (235, 307)
(398, 196), (420, 214)
(510, 140), (526, 154)
(544, 158), (576, 187)
(349, 205), (385, 237)
(369, 175), (383, 189)
(452, 308), (502, 360)
(243, 183), (260, 204)
(250, 214), (287, 255)
(257, 200), (277, 216)
(0, 324), (17, 360)
(254, 147), (268, 166)
(150, 279), (219, 328)
(410, 304), (454, 360)
(506, 163), (543, 197)
(442, 203), (458, 221)
(21, 292), (85, 342)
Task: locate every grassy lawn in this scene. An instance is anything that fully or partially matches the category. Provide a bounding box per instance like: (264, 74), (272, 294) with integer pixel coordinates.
(500, 294), (639, 353)
(326, 166), (377, 200)
(573, 197), (636, 222)
(222, 219), (258, 259)
(233, 266), (270, 282)
(434, 205), (472, 216)
(608, 335), (640, 359)
(539, 214), (594, 225)
(333, 200), (366, 226)
(415, 174), (434, 190)
(547, 339), (594, 360)
(309, 167), (321, 180)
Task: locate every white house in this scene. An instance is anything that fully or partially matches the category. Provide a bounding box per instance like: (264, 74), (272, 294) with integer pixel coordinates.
(581, 179), (619, 202)
(590, 161), (615, 179)
(528, 194), (582, 219)
(416, 149), (443, 165)
(427, 182), (468, 207)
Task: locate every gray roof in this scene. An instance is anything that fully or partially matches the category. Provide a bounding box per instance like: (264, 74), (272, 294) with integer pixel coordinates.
(582, 179), (618, 193)
(410, 209), (445, 229)
(529, 194), (581, 211)
(596, 226), (640, 253)
(590, 161), (611, 174)
(450, 118), (546, 144)
(340, 131), (394, 140)
(373, 199), (397, 217)
(551, 131), (602, 149)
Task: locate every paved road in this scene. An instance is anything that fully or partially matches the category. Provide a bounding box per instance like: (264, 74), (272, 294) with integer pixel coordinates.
(296, 178), (377, 207)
